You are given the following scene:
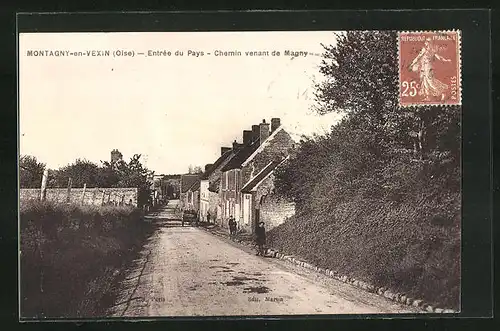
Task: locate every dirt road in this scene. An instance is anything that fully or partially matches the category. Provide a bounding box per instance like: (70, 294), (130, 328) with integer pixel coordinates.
(108, 200), (421, 317)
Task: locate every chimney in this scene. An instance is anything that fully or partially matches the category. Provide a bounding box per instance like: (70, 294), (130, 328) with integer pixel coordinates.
(259, 119), (270, 142)
(251, 125), (260, 142)
(204, 164), (213, 172)
(243, 130), (252, 145)
(271, 118), (281, 133)
(232, 140), (244, 151)
(221, 147), (231, 156)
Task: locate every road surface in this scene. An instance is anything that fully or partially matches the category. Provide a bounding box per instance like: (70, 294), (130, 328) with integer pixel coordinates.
(108, 200), (421, 317)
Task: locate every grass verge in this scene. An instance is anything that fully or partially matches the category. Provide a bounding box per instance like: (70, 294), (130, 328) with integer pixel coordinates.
(20, 199), (152, 318)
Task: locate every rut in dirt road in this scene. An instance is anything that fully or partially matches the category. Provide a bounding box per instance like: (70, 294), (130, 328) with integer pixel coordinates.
(108, 200), (422, 316)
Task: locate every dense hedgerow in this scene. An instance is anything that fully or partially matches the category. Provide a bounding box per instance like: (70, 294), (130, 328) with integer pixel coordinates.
(20, 200), (147, 318)
(271, 130), (461, 309)
(269, 166), (460, 308)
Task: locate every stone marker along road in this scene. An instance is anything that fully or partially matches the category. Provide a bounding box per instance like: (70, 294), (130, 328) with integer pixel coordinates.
(108, 200), (422, 317)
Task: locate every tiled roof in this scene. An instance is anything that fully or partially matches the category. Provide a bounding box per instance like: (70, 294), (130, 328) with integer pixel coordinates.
(200, 150), (233, 180)
(241, 126), (287, 167)
(240, 159), (282, 193)
(181, 174), (199, 193)
(208, 177), (220, 193)
(187, 179), (200, 192)
(221, 138), (261, 172)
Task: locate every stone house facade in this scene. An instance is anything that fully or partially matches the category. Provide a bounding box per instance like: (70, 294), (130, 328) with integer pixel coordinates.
(179, 174), (200, 212)
(199, 148), (234, 223)
(218, 118), (296, 234)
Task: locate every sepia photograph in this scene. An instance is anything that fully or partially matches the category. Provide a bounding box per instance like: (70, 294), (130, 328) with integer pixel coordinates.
(18, 29), (462, 319)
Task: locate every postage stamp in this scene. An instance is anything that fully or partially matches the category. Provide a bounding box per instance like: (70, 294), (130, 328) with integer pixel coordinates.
(398, 30), (461, 107)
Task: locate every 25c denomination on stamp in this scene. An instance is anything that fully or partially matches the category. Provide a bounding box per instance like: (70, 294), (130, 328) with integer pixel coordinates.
(398, 30), (461, 107)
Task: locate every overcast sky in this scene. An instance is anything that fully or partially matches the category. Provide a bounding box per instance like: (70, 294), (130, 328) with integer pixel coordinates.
(19, 31), (342, 174)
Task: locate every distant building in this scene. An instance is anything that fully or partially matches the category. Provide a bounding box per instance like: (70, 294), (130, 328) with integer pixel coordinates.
(162, 174), (181, 199)
(180, 174), (200, 212)
(151, 174), (166, 205)
(111, 149), (123, 163)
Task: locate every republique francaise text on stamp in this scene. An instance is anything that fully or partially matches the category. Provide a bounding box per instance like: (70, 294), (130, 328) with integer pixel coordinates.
(398, 30), (461, 107)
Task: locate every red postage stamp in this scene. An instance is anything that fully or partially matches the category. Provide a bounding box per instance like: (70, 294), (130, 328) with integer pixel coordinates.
(398, 30), (461, 107)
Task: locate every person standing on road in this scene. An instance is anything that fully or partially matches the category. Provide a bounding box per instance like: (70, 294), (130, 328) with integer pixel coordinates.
(207, 211), (211, 224)
(255, 221), (266, 256)
(228, 216), (235, 238)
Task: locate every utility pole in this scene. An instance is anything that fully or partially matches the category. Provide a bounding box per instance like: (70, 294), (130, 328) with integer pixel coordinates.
(81, 183), (87, 205)
(40, 169), (49, 201)
(66, 177), (72, 203)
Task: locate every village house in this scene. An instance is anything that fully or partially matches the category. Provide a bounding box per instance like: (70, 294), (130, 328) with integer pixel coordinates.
(218, 118), (296, 234)
(198, 149), (234, 223)
(179, 174), (200, 212)
(162, 174), (181, 199)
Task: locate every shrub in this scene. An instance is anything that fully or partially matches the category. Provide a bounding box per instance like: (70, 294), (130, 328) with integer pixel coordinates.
(20, 200), (147, 318)
(269, 161), (460, 309)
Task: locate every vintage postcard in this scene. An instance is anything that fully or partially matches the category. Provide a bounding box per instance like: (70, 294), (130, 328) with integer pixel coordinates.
(19, 29), (462, 319)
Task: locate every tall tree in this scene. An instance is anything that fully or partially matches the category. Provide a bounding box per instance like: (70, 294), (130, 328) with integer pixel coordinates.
(19, 155), (46, 188)
(314, 31), (460, 160)
(187, 165), (203, 174)
(193, 166), (203, 174)
(51, 159), (101, 188)
(275, 31), (460, 211)
(115, 154), (153, 206)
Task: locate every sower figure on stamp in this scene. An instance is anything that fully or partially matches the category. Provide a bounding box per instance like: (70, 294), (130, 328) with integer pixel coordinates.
(255, 222), (266, 256)
(408, 37), (452, 102)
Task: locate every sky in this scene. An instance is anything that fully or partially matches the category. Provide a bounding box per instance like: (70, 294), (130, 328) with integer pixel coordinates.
(19, 31), (343, 174)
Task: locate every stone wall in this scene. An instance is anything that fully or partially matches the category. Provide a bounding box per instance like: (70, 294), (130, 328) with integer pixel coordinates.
(238, 172), (296, 233)
(20, 188), (139, 207)
(260, 195), (295, 231)
(208, 191), (220, 221)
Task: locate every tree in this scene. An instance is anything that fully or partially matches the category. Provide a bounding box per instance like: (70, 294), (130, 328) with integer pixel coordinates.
(51, 159), (101, 188)
(20, 155), (46, 188)
(95, 161), (121, 188)
(314, 31), (460, 160)
(114, 154), (153, 206)
(193, 166), (203, 174)
(188, 165), (203, 174)
(275, 30), (461, 211)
